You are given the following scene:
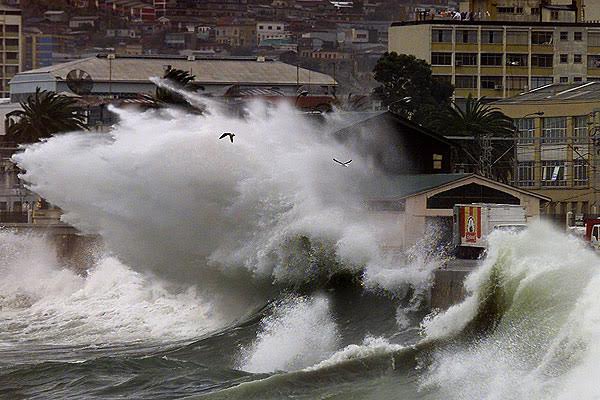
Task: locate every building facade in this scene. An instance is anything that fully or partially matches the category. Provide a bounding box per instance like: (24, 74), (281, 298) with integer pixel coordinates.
(460, 0), (583, 22)
(389, 20), (600, 101)
(24, 32), (72, 71)
(0, 5), (21, 98)
(492, 82), (600, 221)
(256, 21), (290, 43)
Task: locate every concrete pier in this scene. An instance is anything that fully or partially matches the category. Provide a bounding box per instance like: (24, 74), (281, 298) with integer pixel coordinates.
(430, 259), (480, 310)
(1, 223), (102, 273)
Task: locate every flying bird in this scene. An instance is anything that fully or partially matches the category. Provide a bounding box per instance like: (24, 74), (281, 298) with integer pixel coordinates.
(219, 132), (235, 143)
(333, 158), (352, 167)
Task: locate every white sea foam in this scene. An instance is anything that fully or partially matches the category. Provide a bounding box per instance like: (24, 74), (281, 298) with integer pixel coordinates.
(304, 336), (404, 371)
(420, 223), (600, 400)
(12, 100), (437, 298)
(239, 295), (339, 373)
(0, 231), (221, 345)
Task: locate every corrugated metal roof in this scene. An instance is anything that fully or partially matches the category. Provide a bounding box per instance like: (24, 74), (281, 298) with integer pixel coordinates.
(493, 82), (600, 104)
(367, 173), (472, 199)
(366, 173), (551, 201)
(15, 55), (337, 86)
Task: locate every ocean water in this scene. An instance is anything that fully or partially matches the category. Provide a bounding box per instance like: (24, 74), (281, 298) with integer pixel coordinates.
(2, 94), (599, 399)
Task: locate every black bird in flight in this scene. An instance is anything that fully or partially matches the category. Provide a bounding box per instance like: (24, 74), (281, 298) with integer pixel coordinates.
(333, 158), (352, 167)
(219, 132), (235, 143)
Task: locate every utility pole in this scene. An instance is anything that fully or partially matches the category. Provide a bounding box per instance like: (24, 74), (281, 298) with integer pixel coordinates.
(478, 133), (493, 178)
(108, 53), (115, 97)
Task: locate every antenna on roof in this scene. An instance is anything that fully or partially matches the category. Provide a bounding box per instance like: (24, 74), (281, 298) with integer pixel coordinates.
(66, 69), (94, 95)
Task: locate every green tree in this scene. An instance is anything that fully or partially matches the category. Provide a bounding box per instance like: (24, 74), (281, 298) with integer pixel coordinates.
(373, 52), (454, 125)
(7, 88), (87, 144)
(433, 94), (515, 181)
(146, 67), (205, 113)
(155, 67), (197, 104)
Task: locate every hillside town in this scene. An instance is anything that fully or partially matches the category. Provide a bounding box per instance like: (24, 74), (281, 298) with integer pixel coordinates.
(1, 0), (600, 237)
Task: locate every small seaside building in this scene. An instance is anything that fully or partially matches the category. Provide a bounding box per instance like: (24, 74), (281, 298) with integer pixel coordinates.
(367, 173), (550, 250)
(330, 111), (550, 249)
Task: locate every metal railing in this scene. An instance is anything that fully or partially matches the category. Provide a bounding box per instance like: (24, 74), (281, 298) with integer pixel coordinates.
(0, 211), (28, 223)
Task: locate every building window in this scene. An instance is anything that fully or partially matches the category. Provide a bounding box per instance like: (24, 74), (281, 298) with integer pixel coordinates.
(506, 53), (528, 66)
(480, 53), (503, 66)
(481, 76), (502, 89)
(506, 30), (528, 45)
(497, 6), (514, 13)
(531, 76), (553, 88)
(560, 54), (568, 63)
(551, 10), (560, 20)
(541, 161), (567, 187)
(574, 76), (583, 82)
(5, 25), (18, 33)
(431, 52), (452, 65)
(542, 117), (567, 143)
(433, 154), (443, 170)
(507, 76), (528, 90)
(432, 29), (452, 43)
(456, 30), (477, 44)
(531, 7), (540, 15)
(455, 53), (477, 66)
(531, 54), (553, 67)
(560, 76), (569, 83)
(517, 161), (535, 187)
(482, 30), (502, 44)
(455, 75), (477, 89)
(574, 31), (583, 41)
(588, 55), (600, 68)
(516, 118), (535, 143)
(574, 54), (582, 63)
(574, 159), (589, 187)
(589, 32), (600, 46)
(560, 31), (569, 41)
(531, 31), (553, 45)
(574, 115), (589, 144)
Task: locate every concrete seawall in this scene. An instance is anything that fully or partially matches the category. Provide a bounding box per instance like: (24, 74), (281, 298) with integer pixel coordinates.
(430, 259), (480, 310)
(1, 223), (102, 274)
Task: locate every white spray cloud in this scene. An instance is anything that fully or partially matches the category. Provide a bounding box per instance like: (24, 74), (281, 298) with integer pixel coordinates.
(420, 223), (600, 400)
(239, 295), (339, 373)
(12, 101), (424, 297)
(0, 231), (220, 346)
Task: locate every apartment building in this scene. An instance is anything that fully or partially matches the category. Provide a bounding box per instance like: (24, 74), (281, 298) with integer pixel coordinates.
(0, 5), (21, 98)
(215, 22), (256, 48)
(492, 82), (600, 220)
(24, 30), (73, 71)
(389, 20), (600, 101)
(256, 21), (290, 44)
(460, 0), (582, 22)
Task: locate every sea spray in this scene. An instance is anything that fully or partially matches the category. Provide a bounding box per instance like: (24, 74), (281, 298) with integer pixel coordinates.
(0, 231), (220, 345)
(239, 295), (339, 373)
(420, 223), (600, 400)
(13, 100), (433, 305)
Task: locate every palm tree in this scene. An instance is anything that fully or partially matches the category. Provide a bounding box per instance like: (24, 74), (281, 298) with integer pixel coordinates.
(433, 95), (515, 182)
(7, 88), (87, 144)
(141, 67), (205, 113)
(155, 67), (197, 104)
